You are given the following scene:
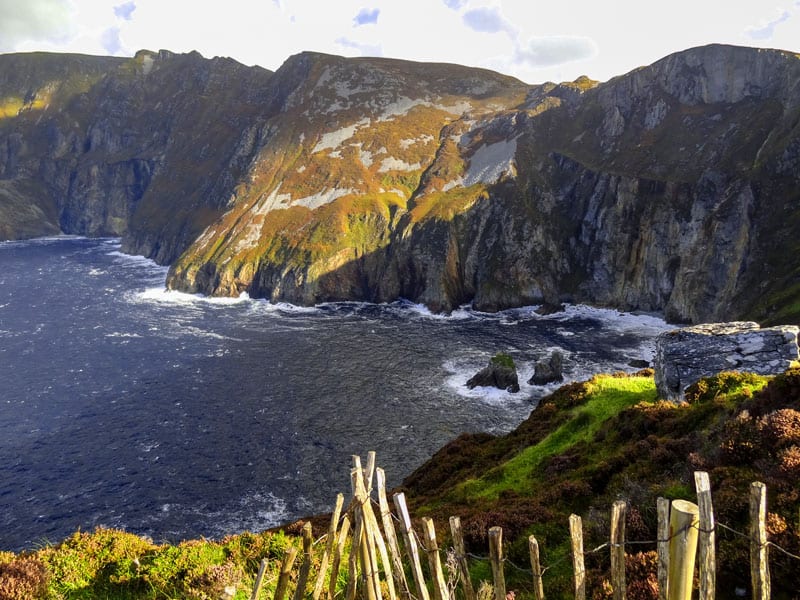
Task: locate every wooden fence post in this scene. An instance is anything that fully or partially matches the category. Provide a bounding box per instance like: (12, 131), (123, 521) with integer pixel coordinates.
(421, 517), (451, 600)
(694, 472), (715, 600)
(365, 451), (377, 492)
(377, 468), (411, 600)
(313, 493), (344, 600)
(250, 558), (269, 600)
(292, 522), (315, 600)
(610, 500), (626, 600)
(357, 475), (397, 600)
(352, 467), (382, 600)
(393, 492), (431, 600)
(450, 516), (477, 600)
(488, 526), (506, 600)
(750, 481), (770, 600)
(656, 498), (670, 600)
(330, 515), (351, 600)
(569, 514), (585, 600)
(528, 535), (544, 600)
(667, 499), (698, 600)
(274, 546), (298, 600)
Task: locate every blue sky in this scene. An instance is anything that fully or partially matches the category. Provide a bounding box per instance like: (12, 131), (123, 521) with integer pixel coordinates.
(1, 0), (799, 83)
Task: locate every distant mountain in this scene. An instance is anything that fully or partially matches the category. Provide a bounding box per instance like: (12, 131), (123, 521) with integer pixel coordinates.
(1, 44), (799, 324)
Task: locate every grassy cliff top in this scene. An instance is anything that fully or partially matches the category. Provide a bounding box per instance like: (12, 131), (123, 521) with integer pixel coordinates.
(2, 369), (799, 598)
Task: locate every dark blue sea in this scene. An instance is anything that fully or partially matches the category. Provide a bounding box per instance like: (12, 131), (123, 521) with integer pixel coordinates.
(0, 236), (670, 551)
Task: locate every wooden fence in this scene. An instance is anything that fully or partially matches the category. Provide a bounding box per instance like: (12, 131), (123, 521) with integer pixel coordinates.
(247, 452), (796, 600)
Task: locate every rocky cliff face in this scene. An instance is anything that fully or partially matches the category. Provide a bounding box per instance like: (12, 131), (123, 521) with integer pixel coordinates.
(2, 45), (799, 324)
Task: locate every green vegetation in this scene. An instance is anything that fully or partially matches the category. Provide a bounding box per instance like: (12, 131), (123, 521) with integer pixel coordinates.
(0, 527), (302, 599)
(457, 374), (657, 500)
(490, 352), (515, 370)
(405, 369), (800, 598)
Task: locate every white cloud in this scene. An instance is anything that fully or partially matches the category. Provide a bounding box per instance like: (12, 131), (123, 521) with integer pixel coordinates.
(353, 7), (379, 26)
(0, 0), (72, 51)
(336, 37), (382, 58)
(443, 0), (466, 10)
(113, 1), (135, 20)
(513, 35), (598, 69)
(746, 8), (791, 40)
(462, 6), (516, 36)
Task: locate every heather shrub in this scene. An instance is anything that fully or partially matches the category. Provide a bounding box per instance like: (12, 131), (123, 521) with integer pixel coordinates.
(0, 556), (48, 600)
(758, 408), (800, 448)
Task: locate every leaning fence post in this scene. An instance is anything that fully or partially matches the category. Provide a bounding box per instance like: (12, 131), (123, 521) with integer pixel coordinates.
(330, 515), (351, 600)
(610, 500), (626, 600)
(450, 516), (477, 600)
(488, 526), (506, 600)
(528, 535), (544, 600)
(292, 521), (315, 600)
(393, 492), (431, 600)
(750, 481), (770, 600)
(378, 468), (411, 600)
(667, 499), (699, 600)
(421, 517), (450, 600)
(569, 514), (585, 600)
(656, 498), (670, 600)
(313, 493), (345, 600)
(273, 546), (298, 600)
(694, 472), (715, 600)
(250, 558), (269, 600)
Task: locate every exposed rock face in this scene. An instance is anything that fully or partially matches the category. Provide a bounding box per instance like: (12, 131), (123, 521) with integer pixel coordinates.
(467, 353), (520, 393)
(3, 45), (800, 324)
(654, 322), (799, 400)
(529, 351), (564, 386)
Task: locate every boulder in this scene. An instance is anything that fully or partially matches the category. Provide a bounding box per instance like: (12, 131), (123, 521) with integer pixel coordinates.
(529, 351), (564, 385)
(467, 353), (520, 393)
(654, 322), (799, 401)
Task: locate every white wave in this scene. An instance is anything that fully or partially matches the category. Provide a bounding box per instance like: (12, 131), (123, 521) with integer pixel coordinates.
(135, 287), (251, 306)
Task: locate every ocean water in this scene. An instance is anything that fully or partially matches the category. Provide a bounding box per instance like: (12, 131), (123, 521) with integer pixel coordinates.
(0, 236), (671, 551)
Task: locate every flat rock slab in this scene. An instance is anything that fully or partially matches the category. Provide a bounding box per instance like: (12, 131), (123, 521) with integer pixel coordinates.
(654, 321), (799, 401)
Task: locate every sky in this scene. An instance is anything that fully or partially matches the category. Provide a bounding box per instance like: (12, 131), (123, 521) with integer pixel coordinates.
(1, 0), (799, 84)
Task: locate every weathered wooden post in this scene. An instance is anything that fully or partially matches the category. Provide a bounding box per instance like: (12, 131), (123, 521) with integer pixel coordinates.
(352, 467), (382, 600)
(667, 500), (699, 600)
(569, 514), (585, 600)
(292, 521), (315, 600)
(694, 472), (715, 600)
(313, 493), (344, 600)
(378, 468), (412, 600)
(656, 498), (670, 600)
(393, 492), (431, 600)
(488, 526), (506, 600)
(610, 500), (626, 600)
(750, 481), (770, 600)
(421, 517), (450, 600)
(450, 516), (477, 600)
(274, 546), (298, 600)
(250, 558), (269, 600)
(528, 535), (544, 600)
(330, 515), (351, 600)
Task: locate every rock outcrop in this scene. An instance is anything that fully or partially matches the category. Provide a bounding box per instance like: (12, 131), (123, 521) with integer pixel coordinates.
(529, 351), (565, 386)
(654, 322), (799, 400)
(467, 353), (520, 393)
(3, 45), (800, 324)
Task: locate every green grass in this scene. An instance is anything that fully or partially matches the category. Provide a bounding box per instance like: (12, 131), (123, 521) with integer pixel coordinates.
(457, 374), (657, 500)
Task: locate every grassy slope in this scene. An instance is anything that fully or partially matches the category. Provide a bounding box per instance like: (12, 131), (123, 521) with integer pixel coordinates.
(2, 370), (800, 598)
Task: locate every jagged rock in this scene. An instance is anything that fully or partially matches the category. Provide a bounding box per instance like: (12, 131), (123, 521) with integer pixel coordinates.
(529, 351), (564, 386)
(628, 359), (650, 369)
(654, 322), (799, 401)
(467, 353), (520, 393)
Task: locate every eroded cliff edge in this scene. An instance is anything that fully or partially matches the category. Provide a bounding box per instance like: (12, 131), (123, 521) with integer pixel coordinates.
(2, 44), (799, 324)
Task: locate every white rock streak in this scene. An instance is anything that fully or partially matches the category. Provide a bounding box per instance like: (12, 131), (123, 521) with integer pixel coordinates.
(312, 118), (370, 153)
(462, 136), (519, 186)
(378, 157), (421, 172)
(293, 188), (354, 210)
